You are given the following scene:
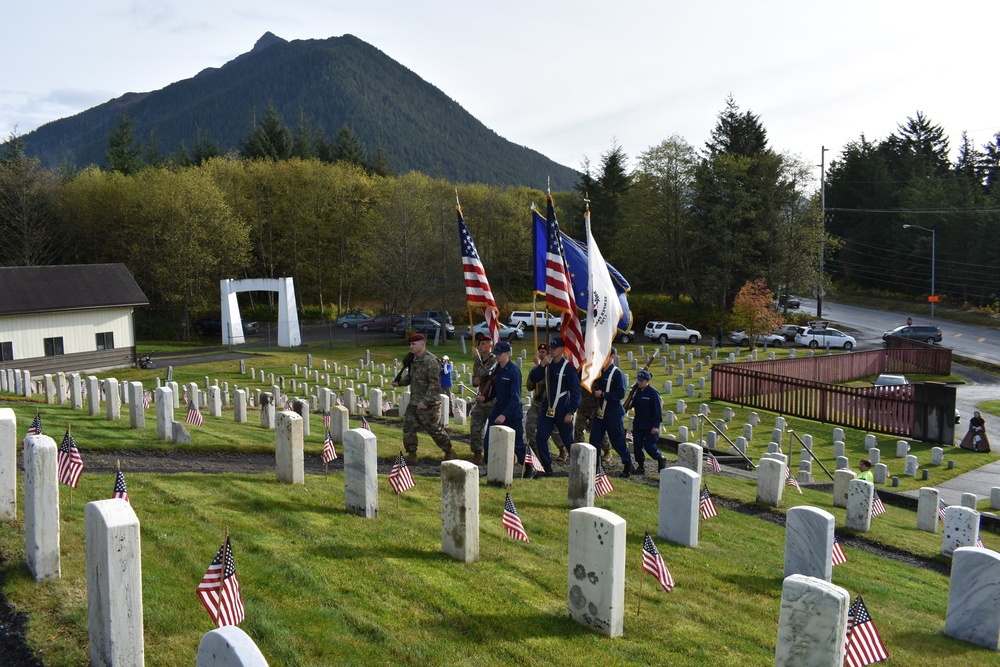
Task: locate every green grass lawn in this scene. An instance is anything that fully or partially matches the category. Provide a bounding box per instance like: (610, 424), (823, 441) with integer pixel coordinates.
(3, 341), (999, 665)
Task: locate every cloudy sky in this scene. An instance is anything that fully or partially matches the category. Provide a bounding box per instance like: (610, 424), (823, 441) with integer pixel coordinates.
(3, 1), (997, 187)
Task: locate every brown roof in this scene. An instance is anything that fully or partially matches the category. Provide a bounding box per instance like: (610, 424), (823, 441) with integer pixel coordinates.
(0, 264), (149, 316)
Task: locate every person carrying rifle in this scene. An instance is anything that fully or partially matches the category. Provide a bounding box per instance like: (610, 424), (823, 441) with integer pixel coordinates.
(482, 341), (524, 465)
(469, 333), (495, 465)
(590, 349), (633, 477)
(526, 336), (581, 477)
(393, 333), (456, 465)
(630, 368), (667, 474)
(526, 343), (566, 463)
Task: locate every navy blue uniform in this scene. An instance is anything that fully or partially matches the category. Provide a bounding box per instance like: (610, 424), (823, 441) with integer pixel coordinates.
(590, 365), (631, 468)
(527, 357), (581, 471)
(631, 384), (665, 466)
(484, 361), (524, 461)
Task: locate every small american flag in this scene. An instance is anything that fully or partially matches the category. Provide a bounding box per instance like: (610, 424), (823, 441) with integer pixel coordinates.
(183, 390), (189, 403)
(871, 492), (886, 517)
(977, 537), (985, 548)
(26, 413), (42, 436)
(524, 446), (545, 473)
(142, 390), (152, 410)
(700, 485), (718, 520)
(322, 430), (338, 464)
(503, 493), (529, 542)
(785, 466), (802, 493)
(845, 595), (888, 667)
(196, 536), (246, 628)
(382, 400), (390, 413)
(336, 397), (344, 407)
(186, 402), (204, 426)
(642, 532), (674, 593)
(388, 451), (415, 494)
(938, 499), (948, 522)
(360, 415), (371, 430)
(112, 469), (129, 502)
(705, 452), (722, 474)
(595, 465), (614, 498)
(832, 536), (848, 566)
(57, 430), (84, 488)
(322, 411), (331, 428)
(280, 393), (288, 408)
(625, 429), (634, 444)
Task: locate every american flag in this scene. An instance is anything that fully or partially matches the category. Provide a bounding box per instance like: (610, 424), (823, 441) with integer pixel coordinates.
(871, 492), (886, 517)
(845, 595), (888, 667)
(625, 429), (633, 444)
(26, 413), (42, 436)
(503, 493), (529, 542)
(142, 390), (152, 410)
(938, 499), (948, 522)
(322, 430), (338, 464)
(705, 452), (722, 474)
(382, 400), (391, 413)
(642, 532), (675, 593)
(524, 446), (545, 473)
(360, 415), (371, 430)
(186, 402), (204, 426)
(336, 397), (344, 407)
(57, 430), (84, 488)
(832, 536), (848, 566)
(196, 536), (246, 628)
(785, 466), (802, 493)
(388, 451), (415, 494)
(543, 195), (584, 368)
(458, 201), (500, 343)
(595, 465), (614, 498)
(112, 469), (129, 502)
(700, 485), (718, 519)
(322, 410), (331, 428)
(977, 536), (985, 548)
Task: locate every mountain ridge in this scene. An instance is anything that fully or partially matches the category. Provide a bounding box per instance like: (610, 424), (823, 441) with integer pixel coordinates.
(17, 33), (579, 190)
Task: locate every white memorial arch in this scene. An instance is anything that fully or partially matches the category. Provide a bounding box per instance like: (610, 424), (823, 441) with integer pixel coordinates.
(220, 277), (301, 347)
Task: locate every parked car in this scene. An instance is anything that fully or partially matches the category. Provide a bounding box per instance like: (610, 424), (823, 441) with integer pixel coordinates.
(615, 329), (636, 344)
(794, 326), (856, 350)
(193, 317), (222, 335)
(872, 373), (960, 423)
(643, 321), (701, 344)
(358, 314), (404, 332)
(728, 330), (784, 347)
(416, 309), (453, 326)
(882, 324), (942, 344)
(243, 320), (260, 335)
(336, 310), (371, 328)
(508, 310), (561, 329)
(773, 324), (806, 342)
(468, 320), (525, 341)
(394, 317), (456, 338)
(777, 295), (801, 309)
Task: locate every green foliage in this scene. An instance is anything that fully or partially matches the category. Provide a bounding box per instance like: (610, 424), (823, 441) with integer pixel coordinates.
(104, 113), (144, 175)
(240, 103), (293, 161)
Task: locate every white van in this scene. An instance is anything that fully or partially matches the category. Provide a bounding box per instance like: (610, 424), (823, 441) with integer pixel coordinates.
(508, 311), (561, 329)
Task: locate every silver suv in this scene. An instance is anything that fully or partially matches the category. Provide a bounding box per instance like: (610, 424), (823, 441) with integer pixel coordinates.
(644, 321), (700, 344)
(882, 324), (942, 344)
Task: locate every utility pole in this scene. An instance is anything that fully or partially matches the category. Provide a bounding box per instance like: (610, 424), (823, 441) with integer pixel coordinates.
(818, 146), (828, 318)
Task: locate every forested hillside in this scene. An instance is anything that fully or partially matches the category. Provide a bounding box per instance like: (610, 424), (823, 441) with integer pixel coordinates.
(13, 32), (578, 191)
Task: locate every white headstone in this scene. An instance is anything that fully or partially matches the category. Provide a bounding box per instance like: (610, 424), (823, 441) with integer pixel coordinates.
(23, 435), (60, 581)
(344, 428), (378, 518)
(904, 455), (919, 477)
(832, 469), (856, 508)
(208, 386), (222, 418)
(0, 408), (16, 519)
(440, 460), (480, 562)
(69, 372), (83, 409)
(864, 433), (877, 451)
(567, 442), (597, 508)
(567, 507), (626, 637)
(104, 378), (121, 420)
(896, 440), (910, 457)
(486, 425), (515, 487)
(774, 574), (849, 666)
(234, 389), (247, 423)
(917, 487), (940, 533)
(676, 442), (703, 476)
(275, 411), (304, 484)
(156, 386), (173, 440)
(330, 405), (350, 443)
(931, 447), (944, 466)
(945, 547), (1000, 650)
(845, 479), (875, 531)
(658, 467), (699, 547)
(942, 506), (980, 558)
(196, 626), (269, 667)
(756, 458), (785, 507)
(784, 506), (835, 581)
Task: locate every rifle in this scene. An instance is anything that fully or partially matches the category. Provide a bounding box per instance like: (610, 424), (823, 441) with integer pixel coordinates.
(622, 356), (651, 412)
(393, 352), (415, 385)
(477, 358), (500, 400)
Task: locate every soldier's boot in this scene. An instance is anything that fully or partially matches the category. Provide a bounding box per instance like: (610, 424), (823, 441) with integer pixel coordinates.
(619, 462), (632, 479)
(442, 448), (458, 461)
(634, 462), (645, 475)
(657, 457), (668, 472)
(601, 448), (612, 463)
(405, 452), (419, 465)
(472, 451), (484, 465)
(556, 447), (569, 463)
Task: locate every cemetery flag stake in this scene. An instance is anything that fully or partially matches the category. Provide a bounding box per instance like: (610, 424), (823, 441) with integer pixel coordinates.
(524, 446), (545, 474)
(700, 485), (718, 520)
(832, 536), (848, 566)
(457, 195), (500, 343)
(871, 492), (886, 517)
(502, 493), (529, 542)
(322, 429), (338, 470)
(641, 531), (675, 594)
(938, 499), (948, 522)
(57, 425), (84, 489)
(186, 401), (204, 427)
(322, 410), (331, 428)
(197, 532), (246, 628)
(112, 468), (129, 503)
(785, 466), (802, 493)
(142, 390), (152, 410)
(844, 595), (888, 667)
(26, 410), (42, 437)
(705, 452), (722, 474)
(360, 415), (371, 430)
(594, 465), (614, 498)
(388, 451), (415, 495)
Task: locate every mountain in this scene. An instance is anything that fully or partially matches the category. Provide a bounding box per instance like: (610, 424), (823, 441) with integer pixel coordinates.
(16, 33), (579, 190)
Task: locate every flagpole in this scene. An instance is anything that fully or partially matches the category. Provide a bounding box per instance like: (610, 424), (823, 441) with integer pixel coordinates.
(532, 293), (538, 351)
(216, 527), (228, 625)
(67, 421), (73, 508)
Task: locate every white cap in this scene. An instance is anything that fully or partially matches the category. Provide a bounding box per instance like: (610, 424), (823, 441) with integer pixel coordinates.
(442, 355), (449, 360)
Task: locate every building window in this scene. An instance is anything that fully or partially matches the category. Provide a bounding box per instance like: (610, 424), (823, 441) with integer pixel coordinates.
(0, 342), (12, 362)
(96, 331), (115, 351)
(43, 337), (64, 356)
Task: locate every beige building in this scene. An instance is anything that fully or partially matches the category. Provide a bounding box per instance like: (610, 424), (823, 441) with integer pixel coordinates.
(0, 264), (148, 374)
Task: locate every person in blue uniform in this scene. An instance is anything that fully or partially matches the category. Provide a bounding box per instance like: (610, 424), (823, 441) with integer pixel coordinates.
(630, 368), (667, 474)
(483, 341), (525, 463)
(526, 336), (581, 476)
(590, 350), (633, 477)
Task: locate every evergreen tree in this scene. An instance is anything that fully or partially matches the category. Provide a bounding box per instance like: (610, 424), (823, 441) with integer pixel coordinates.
(240, 104), (293, 161)
(332, 124), (368, 167)
(105, 113), (144, 175)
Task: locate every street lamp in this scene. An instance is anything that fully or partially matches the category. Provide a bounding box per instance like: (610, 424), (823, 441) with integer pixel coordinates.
(902, 224), (936, 318)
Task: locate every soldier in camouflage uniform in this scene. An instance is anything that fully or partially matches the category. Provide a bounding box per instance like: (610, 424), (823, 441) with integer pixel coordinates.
(525, 342), (566, 462)
(393, 333), (456, 465)
(468, 333), (495, 465)
(575, 384), (612, 463)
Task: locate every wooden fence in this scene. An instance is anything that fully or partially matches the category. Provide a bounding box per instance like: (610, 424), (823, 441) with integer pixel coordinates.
(711, 341), (953, 440)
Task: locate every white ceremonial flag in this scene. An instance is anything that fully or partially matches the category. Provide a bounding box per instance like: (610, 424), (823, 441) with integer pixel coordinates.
(581, 210), (624, 390)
